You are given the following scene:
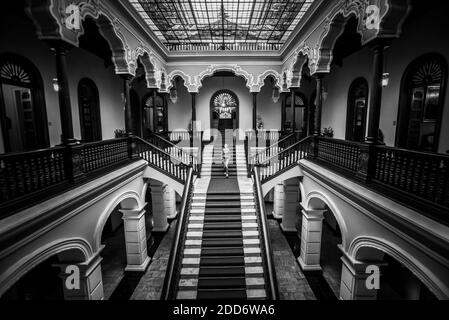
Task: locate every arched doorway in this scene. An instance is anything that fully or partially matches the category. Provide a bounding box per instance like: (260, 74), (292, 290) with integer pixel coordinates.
(0, 53), (49, 153)
(130, 89), (141, 137)
(78, 78), (102, 142)
(396, 53), (447, 152)
(210, 89), (239, 131)
(346, 78), (369, 142)
(142, 92), (167, 137)
(284, 92), (307, 136)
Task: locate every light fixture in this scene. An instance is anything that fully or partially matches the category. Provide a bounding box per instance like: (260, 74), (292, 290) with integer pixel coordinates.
(272, 87), (280, 103)
(170, 86), (178, 104)
(382, 73), (390, 87)
(52, 78), (60, 92)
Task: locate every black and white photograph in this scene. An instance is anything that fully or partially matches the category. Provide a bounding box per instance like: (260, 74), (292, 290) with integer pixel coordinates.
(0, 0), (448, 312)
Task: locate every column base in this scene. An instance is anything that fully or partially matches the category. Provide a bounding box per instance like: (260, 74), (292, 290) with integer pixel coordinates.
(125, 256), (151, 272)
(167, 211), (178, 220)
(152, 223), (170, 233)
(280, 223), (297, 233)
(272, 211), (282, 220)
(298, 256), (322, 272)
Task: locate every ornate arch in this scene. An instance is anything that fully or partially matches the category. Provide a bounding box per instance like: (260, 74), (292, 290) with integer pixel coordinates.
(348, 236), (449, 299)
(304, 190), (349, 248)
(0, 238), (92, 297)
(93, 191), (142, 250)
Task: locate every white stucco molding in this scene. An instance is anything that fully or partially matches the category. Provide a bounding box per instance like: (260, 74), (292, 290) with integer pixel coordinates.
(167, 64), (283, 93)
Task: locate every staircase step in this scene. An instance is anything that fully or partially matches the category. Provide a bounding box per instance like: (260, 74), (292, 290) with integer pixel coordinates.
(203, 222), (242, 230)
(202, 239), (243, 247)
(197, 289), (246, 300)
(203, 230), (242, 238)
(204, 215), (242, 222)
(201, 247), (244, 256)
(199, 266), (245, 277)
(197, 277), (246, 289)
(200, 256), (244, 266)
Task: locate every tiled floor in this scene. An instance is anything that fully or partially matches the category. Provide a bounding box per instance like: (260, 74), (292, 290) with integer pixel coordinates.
(131, 221), (176, 300)
(268, 219), (316, 300)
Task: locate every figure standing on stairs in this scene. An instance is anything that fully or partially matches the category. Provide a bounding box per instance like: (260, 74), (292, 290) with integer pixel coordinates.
(222, 144), (230, 178)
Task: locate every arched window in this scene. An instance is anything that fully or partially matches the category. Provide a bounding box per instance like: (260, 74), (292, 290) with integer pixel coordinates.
(346, 78), (369, 142)
(78, 78), (102, 142)
(210, 89), (239, 130)
(0, 53), (49, 153)
(397, 53), (447, 152)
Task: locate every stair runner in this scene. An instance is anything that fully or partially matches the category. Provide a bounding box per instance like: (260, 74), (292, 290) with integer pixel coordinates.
(177, 140), (267, 300)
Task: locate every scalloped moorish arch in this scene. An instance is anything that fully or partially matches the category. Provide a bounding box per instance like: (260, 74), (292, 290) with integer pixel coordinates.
(348, 236), (448, 299)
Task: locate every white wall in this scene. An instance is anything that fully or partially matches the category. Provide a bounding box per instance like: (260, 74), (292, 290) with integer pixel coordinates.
(168, 75), (282, 138)
(321, 3), (449, 153)
(0, 6), (125, 152)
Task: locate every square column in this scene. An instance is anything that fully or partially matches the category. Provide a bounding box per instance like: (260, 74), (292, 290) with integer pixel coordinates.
(56, 253), (104, 300)
(150, 181), (170, 232)
(164, 185), (178, 219)
(339, 253), (386, 300)
(280, 178), (300, 233)
(298, 209), (325, 271)
(120, 204), (151, 272)
(272, 183), (285, 220)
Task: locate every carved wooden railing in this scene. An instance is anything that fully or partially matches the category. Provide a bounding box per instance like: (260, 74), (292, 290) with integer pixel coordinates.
(0, 136), (196, 217)
(160, 167), (194, 300)
(0, 147), (67, 205)
(253, 166), (280, 300)
(258, 137), (311, 183)
(372, 146), (449, 212)
(134, 137), (190, 183)
(248, 133), (297, 170)
(147, 133), (201, 175)
(81, 138), (129, 174)
(316, 137), (361, 174)
(311, 137), (449, 224)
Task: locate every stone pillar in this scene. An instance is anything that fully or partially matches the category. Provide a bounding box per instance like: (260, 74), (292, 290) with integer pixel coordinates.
(56, 253), (104, 300)
(252, 92), (258, 131)
(272, 183), (285, 220)
(366, 41), (387, 144)
(120, 204), (151, 272)
(191, 92), (197, 131)
(51, 42), (75, 145)
(314, 73), (325, 136)
(298, 209), (325, 271)
(280, 178), (300, 232)
(150, 180), (170, 232)
(281, 93), (287, 132)
(164, 185), (178, 219)
(291, 90), (296, 133)
(339, 253), (385, 300)
(121, 74), (134, 136)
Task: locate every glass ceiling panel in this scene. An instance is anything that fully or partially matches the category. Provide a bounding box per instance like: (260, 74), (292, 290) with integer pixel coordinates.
(128, 0), (315, 51)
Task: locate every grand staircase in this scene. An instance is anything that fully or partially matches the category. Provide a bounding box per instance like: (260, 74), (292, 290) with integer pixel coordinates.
(176, 141), (268, 300)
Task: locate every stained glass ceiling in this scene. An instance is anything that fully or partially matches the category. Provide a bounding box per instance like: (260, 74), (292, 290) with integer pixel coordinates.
(128, 0), (315, 52)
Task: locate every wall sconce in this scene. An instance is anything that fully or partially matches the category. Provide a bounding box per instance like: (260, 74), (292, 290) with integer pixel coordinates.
(382, 73), (390, 87)
(52, 78), (60, 92)
(272, 87), (280, 103)
(170, 87), (178, 104)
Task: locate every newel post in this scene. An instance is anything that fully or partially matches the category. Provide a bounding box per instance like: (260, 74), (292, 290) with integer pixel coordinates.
(356, 143), (376, 183)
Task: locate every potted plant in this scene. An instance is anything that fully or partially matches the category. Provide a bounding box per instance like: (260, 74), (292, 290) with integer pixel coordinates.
(114, 128), (127, 138)
(322, 127), (334, 138)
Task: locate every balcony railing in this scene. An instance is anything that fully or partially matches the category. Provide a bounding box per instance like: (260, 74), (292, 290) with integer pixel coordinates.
(309, 137), (449, 224)
(0, 136), (197, 218)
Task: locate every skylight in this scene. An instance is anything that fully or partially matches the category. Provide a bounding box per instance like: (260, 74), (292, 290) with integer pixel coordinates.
(128, 0), (315, 52)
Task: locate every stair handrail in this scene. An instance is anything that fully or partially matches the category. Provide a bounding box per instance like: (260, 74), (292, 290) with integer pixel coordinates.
(134, 137), (191, 183)
(161, 166), (194, 300)
(257, 136), (311, 167)
(149, 132), (203, 176)
(253, 166), (279, 300)
(248, 132), (297, 165)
